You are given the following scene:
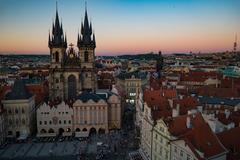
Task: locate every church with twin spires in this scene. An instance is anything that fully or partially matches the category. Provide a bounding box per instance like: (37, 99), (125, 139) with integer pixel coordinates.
(48, 4), (97, 100)
(36, 4), (122, 137)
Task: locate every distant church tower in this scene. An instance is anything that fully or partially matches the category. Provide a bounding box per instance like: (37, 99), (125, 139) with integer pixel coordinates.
(77, 5), (97, 92)
(48, 3), (97, 100)
(156, 51), (163, 79)
(234, 34), (237, 53)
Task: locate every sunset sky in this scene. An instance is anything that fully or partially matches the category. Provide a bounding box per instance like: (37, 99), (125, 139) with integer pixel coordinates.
(0, 0), (240, 55)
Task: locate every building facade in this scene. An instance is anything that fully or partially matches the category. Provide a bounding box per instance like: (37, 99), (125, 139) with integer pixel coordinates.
(37, 90), (121, 137)
(37, 101), (73, 137)
(0, 105), (7, 145)
(2, 80), (36, 138)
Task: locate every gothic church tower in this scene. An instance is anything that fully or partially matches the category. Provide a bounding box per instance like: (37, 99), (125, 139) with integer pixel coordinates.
(77, 7), (97, 92)
(48, 4), (67, 100)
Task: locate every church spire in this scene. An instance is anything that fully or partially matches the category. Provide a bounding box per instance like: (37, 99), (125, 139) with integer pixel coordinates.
(49, 1), (66, 48)
(48, 30), (51, 47)
(78, 2), (96, 48)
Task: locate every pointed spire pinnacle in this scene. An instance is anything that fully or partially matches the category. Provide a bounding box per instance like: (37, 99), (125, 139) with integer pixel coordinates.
(93, 32), (96, 46)
(48, 30), (51, 46)
(81, 22), (84, 34)
(90, 22), (92, 35)
(49, 1), (66, 48)
(85, 1), (87, 12)
(65, 32), (67, 43)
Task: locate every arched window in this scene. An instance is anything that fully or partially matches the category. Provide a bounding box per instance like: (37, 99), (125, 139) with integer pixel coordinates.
(15, 109), (18, 114)
(22, 119), (25, 125)
(9, 119), (12, 125)
(84, 51), (89, 62)
(55, 51), (59, 62)
(68, 75), (77, 99)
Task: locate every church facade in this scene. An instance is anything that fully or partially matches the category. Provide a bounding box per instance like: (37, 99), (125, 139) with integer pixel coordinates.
(37, 5), (122, 137)
(48, 6), (97, 100)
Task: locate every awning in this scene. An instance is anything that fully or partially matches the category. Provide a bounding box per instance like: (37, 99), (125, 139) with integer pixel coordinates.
(36, 133), (56, 137)
(75, 131), (89, 138)
(17, 134), (28, 140)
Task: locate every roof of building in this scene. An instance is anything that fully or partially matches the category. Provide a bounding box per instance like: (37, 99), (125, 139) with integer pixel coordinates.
(173, 96), (199, 115)
(143, 89), (173, 120)
(198, 96), (240, 107)
(5, 79), (32, 100)
(117, 70), (147, 80)
(165, 113), (227, 159)
(196, 86), (239, 98)
(217, 127), (240, 160)
(77, 90), (117, 103)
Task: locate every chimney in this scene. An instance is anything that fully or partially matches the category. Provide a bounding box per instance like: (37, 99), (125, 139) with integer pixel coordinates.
(172, 104), (180, 117)
(225, 109), (230, 119)
(186, 116), (192, 129)
(197, 106), (203, 113)
(179, 95), (183, 100)
(234, 106), (238, 112)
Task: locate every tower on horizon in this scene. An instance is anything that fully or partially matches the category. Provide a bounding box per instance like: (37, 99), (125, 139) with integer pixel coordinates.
(234, 34), (237, 52)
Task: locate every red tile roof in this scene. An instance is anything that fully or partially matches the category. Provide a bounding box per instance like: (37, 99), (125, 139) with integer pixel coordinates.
(173, 96), (199, 115)
(196, 86), (239, 98)
(0, 85), (11, 101)
(217, 127), (240, 160)
(165, 113), (227, 159)
(143, 89), (173, 120)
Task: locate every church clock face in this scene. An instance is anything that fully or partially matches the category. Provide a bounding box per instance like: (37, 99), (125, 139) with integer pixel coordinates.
(70, 53), (74, 58)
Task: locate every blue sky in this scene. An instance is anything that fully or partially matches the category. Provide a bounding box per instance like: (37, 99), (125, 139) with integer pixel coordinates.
(0, 0), (239, 55)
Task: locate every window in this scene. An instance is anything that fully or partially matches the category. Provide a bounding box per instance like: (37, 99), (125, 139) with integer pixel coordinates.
(174, 146), (177, 153)
(165, 151), (169, 159)
(15, 109), (18, 114)
(159, 147), (162, 155)
(55, 51), (59, 62)
(22, 108), (25, 114)
(180, 150), (183, 157)
(84, 51), (89, 62)
(187, 154), (191, 160)
(9, 119), (12, 125)
(44, 121), (47, 125)
(39, 121), (42, 125)
(8, 109), (12, 114)
(69, 120), (71, 124)
(59, 120), (61, 124)
(22, 119), (25, 125)
(49, 121), (52, 125)
(64, 120), (66, 124)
